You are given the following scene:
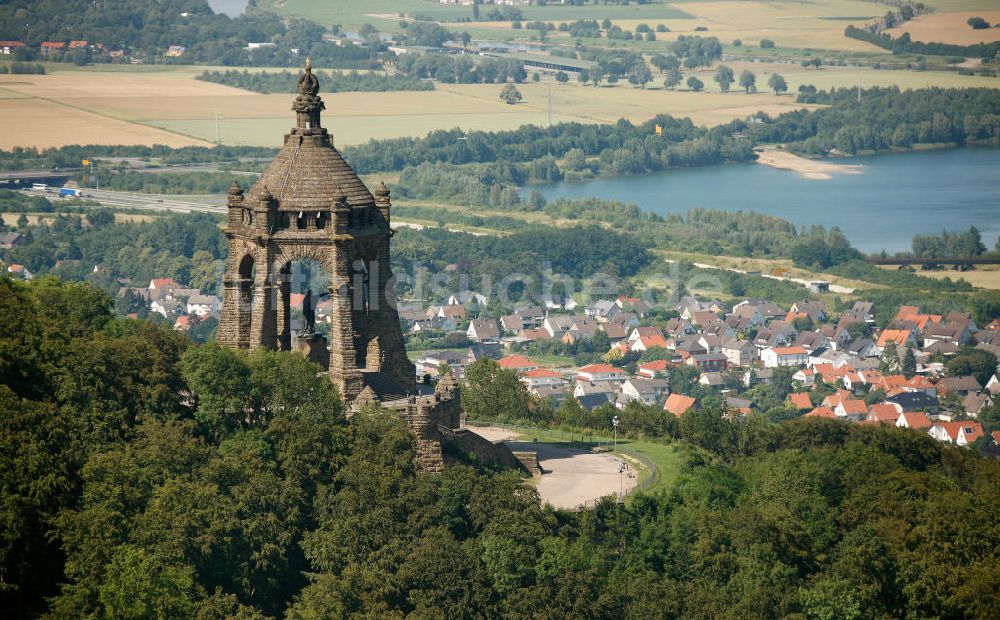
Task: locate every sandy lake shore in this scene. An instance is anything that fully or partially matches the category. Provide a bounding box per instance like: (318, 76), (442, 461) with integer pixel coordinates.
(755, 148), (863, 180)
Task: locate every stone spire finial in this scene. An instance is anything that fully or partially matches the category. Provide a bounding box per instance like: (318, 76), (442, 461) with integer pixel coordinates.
(375, 181), (390, 198)
(228, 179), (243, 196)
(297, 57), (320, 96)
(293, 58), (324, 131)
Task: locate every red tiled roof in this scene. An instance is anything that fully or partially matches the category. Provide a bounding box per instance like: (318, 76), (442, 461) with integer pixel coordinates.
(639, 360), (669, 371)
(877, 329), (912, 347)
(498, 355), (536, 370)
(772, 346), (807, 355)
(905, 375), (934, 389)
(868, 404), (900, 423)
(521, 328), (550, 341)
(935, 421), (984, 443)
(822, 389), (853, 408)
(838, 399), (868, 415)
(899, 412), (932, 430)
(634, 334), (668, 349)
(41, 41), (65, 48)
(577, 363), (620, 375)
(439, 304), (465, 318)
(632, 326), (663, 339)
(878, 375), (907, 391)
(860, 369), (883, 383)
(664, 393), (697, 416)
(149, 277), (177, 289)
(788, 392), (813, 411)
(804, 406), (837, 419)
(523, 368), (561, 379)
(0, 41), (25, 47)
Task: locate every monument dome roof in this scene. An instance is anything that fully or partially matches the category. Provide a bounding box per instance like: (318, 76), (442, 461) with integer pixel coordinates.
(244, 60), (374, 211)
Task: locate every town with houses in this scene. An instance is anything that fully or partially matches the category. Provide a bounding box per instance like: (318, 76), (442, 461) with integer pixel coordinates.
(407, 291), (1000, 450)
(7, 247), (999, 452)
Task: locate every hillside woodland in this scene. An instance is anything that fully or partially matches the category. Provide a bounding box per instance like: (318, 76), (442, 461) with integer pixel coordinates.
(3, 277), (1000, 618)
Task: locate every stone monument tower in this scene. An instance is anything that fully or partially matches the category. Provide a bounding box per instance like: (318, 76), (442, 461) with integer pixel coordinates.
(216, 59), (416, 404)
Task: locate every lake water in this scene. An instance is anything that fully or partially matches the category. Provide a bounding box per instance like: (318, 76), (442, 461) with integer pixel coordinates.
(208, 0), (249, 17)
(529, 148), (1000, 254)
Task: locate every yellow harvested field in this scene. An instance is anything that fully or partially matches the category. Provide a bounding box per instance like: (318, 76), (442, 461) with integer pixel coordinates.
(439, 81), (817, 126)
(149, 110), (582, 147)
(0, 212), (159, 226)
(0, 70), (245, 100)
(880, 265), (1000, 291)
(677, 1), (881, 50)
(0, 97), (207, 150)
(2, 63), (999, 149)
(887, 11), (1000, 45)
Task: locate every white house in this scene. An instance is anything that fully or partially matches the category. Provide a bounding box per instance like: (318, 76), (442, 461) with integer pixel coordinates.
(761, 346), (809, 368)
(520, 368), (566, 389)
(573, 381), (617, 399)
(575, 363), (627, 383)
(928, 421), (983, 446)
(186, 294), (221, 317)
(6, 264), (33, 280)
(151, 299), (181, 318)
(792, 368), (815, 386)
(543, 315), (575, 338)
(721, 339), (757, 367)
(621, 378), (670, 405)
(448, 291), (488, 306)
(466, 318), (500, 342)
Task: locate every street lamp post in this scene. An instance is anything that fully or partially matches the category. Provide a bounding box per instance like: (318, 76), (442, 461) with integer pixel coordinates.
(618, 461), (626, 502)
(612, 415), (620, 453)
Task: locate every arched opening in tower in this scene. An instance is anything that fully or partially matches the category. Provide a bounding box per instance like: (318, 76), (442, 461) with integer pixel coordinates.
(237, 254), (256, 348)
(277, 258), (333, 350)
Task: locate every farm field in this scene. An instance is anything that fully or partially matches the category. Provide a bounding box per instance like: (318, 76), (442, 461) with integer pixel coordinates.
(0, 96), (208, 150)
(1, 62), (998, 150)
(887, 11), (1000, 45)
(0, 212), (159, 227)
(263, 0), (889, 53)
(569, 1), (885, 52)
(256, 0), (694, 29)
(880, 265), (1000, 291)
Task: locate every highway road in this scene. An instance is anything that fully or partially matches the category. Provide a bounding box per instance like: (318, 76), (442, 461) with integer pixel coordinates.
(82, 189), (228, 214)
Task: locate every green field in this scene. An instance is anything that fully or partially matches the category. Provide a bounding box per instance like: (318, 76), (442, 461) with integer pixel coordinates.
(256, 0), (693, 28)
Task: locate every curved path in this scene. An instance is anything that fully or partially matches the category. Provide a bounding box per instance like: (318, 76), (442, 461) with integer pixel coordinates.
(468, 425), (639, 509)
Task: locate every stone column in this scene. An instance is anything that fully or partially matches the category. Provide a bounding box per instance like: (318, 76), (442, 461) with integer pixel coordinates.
(217, 275), (242, 348)
(226, 180), (244, 229)
(327, 241), (364, 401)
(371, 227), (416, 394)
(276, 270), (291, 351)
(249, 247), (277, 350)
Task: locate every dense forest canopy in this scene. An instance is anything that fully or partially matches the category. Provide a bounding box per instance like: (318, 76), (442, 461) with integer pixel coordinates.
(3, 276), (1000, 617)
(779, 87), (1000, 154)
